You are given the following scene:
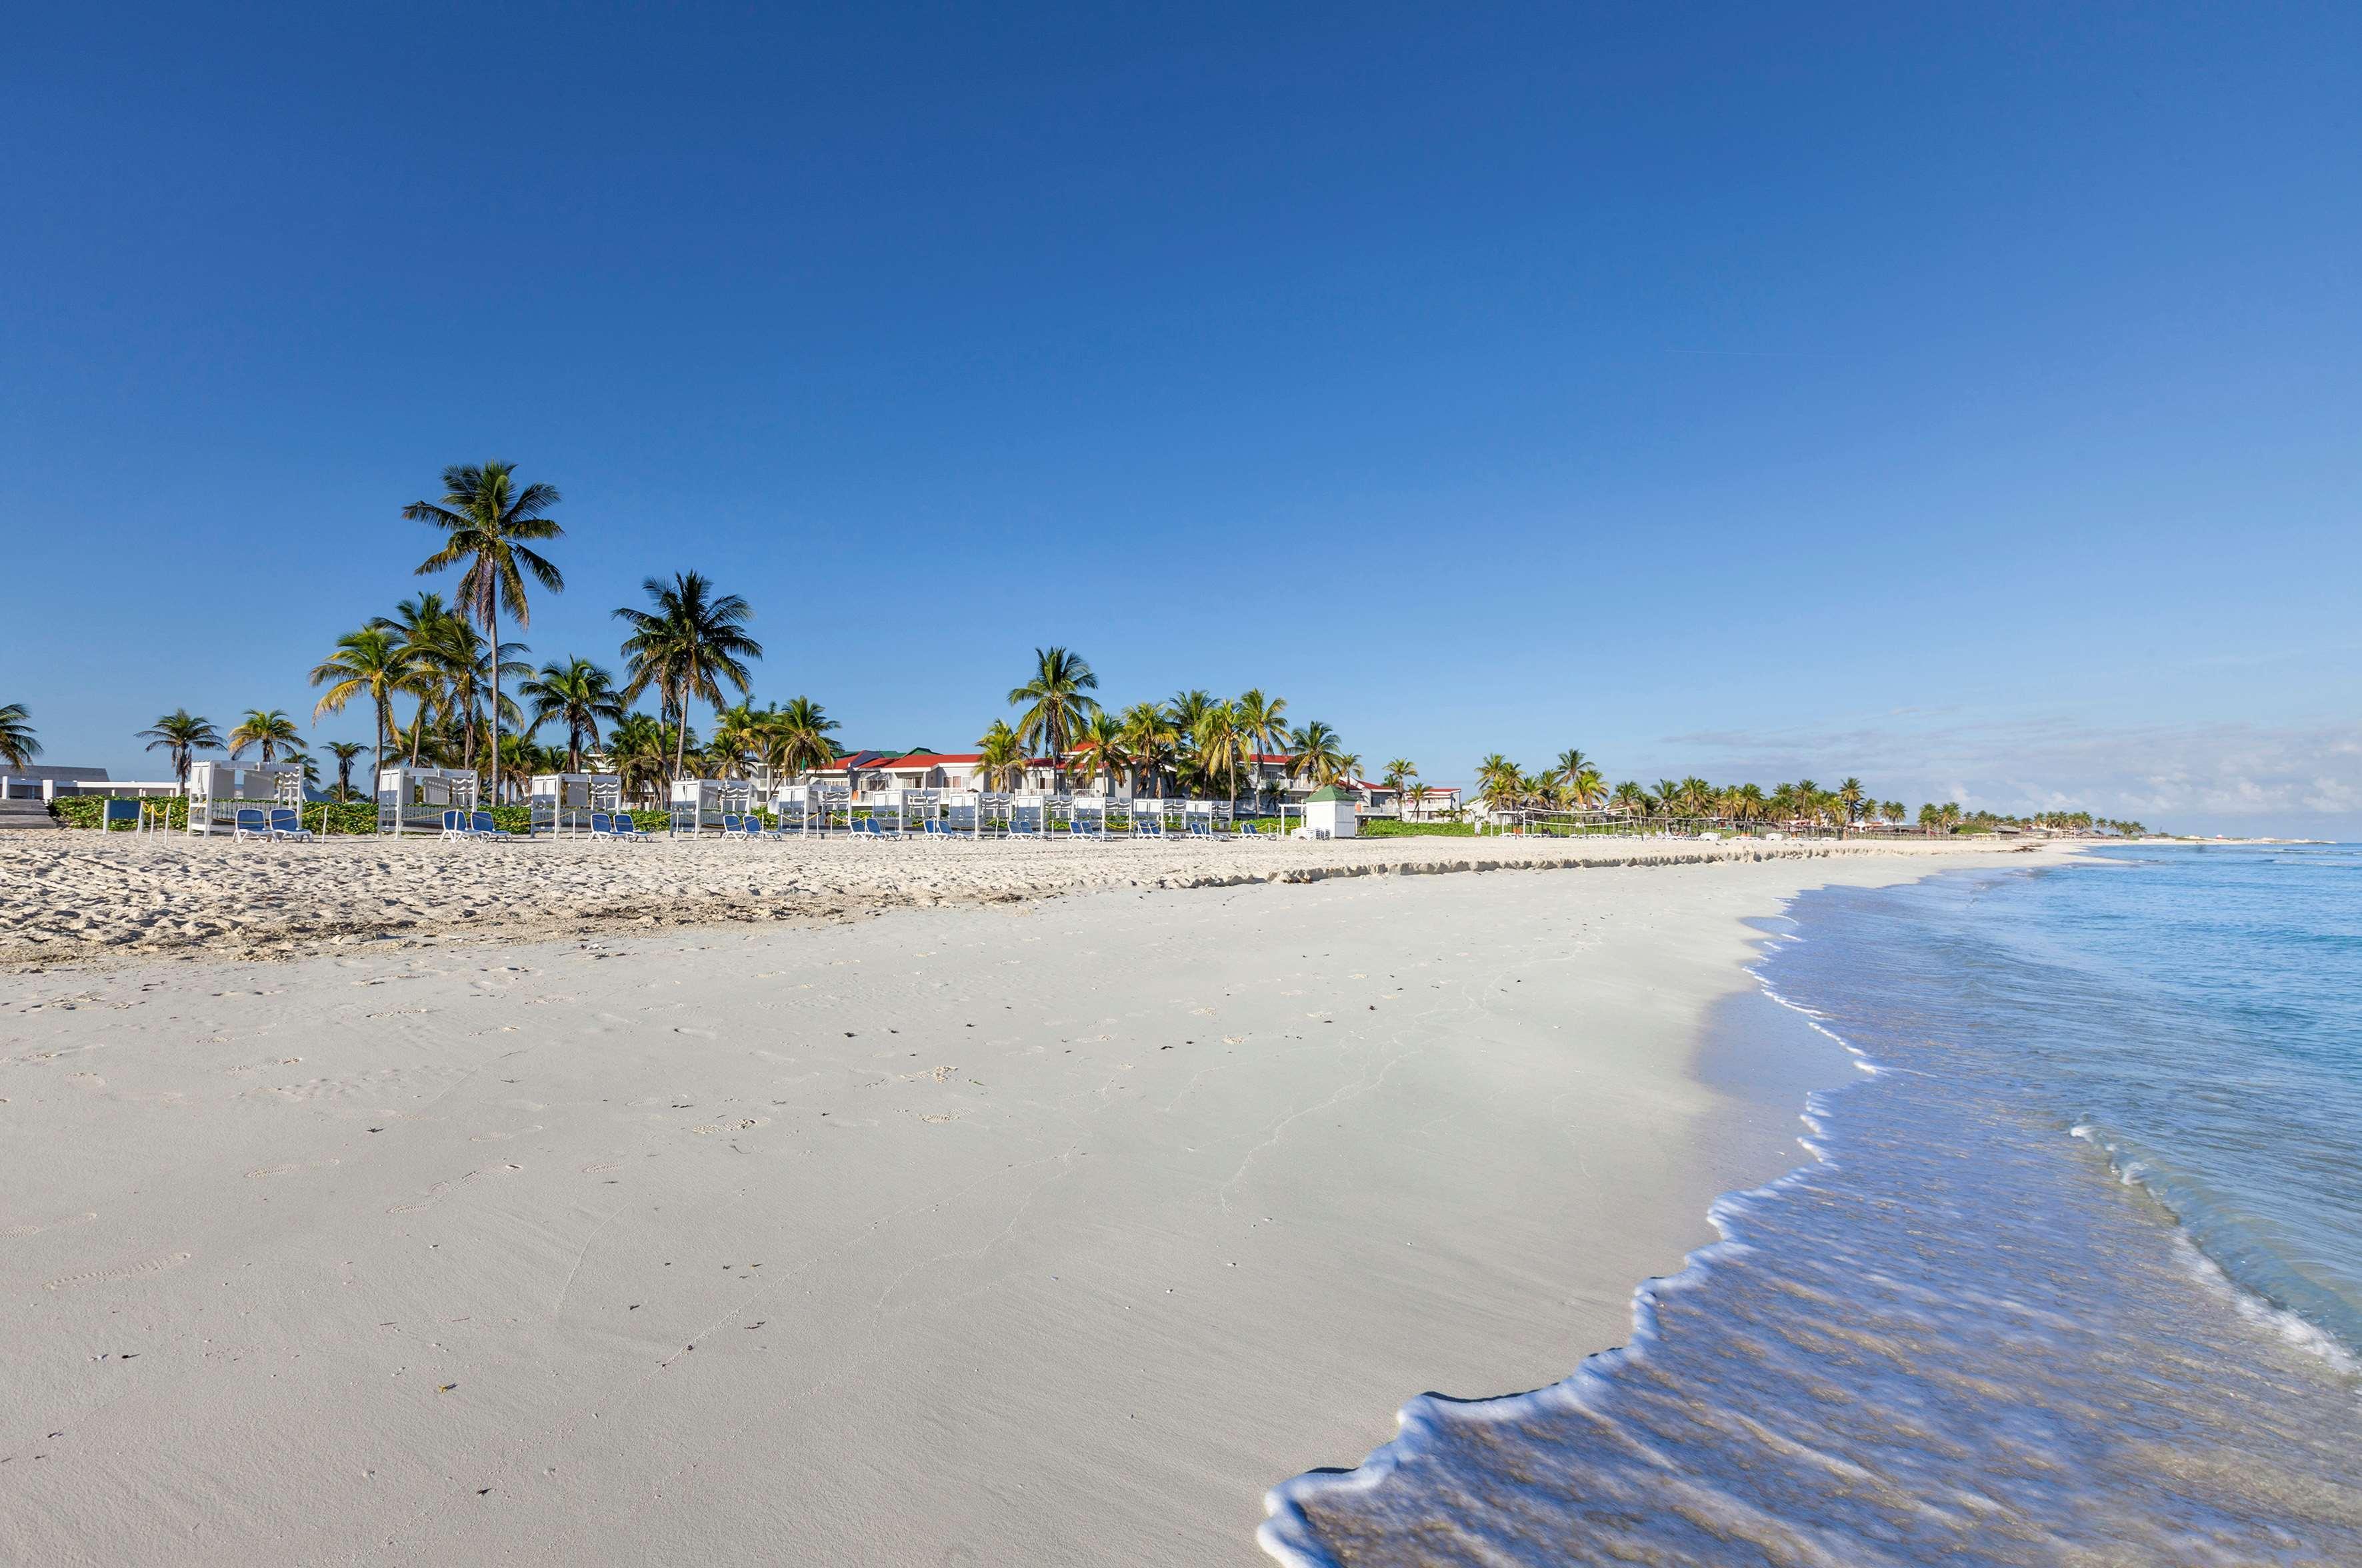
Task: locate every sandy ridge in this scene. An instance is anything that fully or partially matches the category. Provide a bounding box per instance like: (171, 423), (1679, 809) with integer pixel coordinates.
(1, 833), (2015, 969)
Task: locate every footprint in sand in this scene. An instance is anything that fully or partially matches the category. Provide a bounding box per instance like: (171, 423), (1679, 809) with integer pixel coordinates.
(247, 1160), (341, 1179)
(0, 1211), (97, 1241)
(45, 1251), (192, 1291)
(469, 1124), (545, 1143)
(68, 1072), (106, 1089)
(580, 1161), (621, 1174)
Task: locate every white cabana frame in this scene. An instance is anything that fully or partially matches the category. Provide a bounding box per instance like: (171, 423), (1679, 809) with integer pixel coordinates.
(669, 777), (753, 836)
(377, 766), (479, 836)
(185, 761), (306, 837)
(529, 773), (621, 835)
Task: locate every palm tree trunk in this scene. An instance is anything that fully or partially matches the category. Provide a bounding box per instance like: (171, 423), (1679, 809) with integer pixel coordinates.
(488, 619), (500, 804)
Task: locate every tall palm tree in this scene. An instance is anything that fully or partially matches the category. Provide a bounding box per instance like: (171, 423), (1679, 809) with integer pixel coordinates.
(1233, 689), (1290, 802)
(1117, 701), (1179, 797)
(1077, 709), (1129, 794)
(1382, 757), (1418, 815)
(1554, 749), (1591, 795)
(139, 710), (223, 791)
(976, 719), (1027, 791)
(228, 708), (304, 763)
(1611, 779), (1649, 818)
(706, 701), (768, 778)
(409, 613), (528, 774)
(1837, 777), (1865, 833)
(763, 696), (841, 780)
(616, 572), (763, 783)
(310, 625), (423, 780)
(603, 713), (675, 807)
(519, 656), (625, 773)
(1286, 721), (1347, 787)
(406, 462), (565, 800)
(1567, 767), (1607, 809)
(323, 741), (368, 802)
(1195, 702), (1247, 800)
(1474, 753), (1524, 817)
(0, 703), (39, 769)
(1007, 648), (1100, 787)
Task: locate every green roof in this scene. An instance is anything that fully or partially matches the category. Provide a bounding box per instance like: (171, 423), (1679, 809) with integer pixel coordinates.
(1305, 784), (1354, 803)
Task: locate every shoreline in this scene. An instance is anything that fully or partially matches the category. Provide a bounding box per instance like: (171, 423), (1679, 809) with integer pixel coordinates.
(1, 846), (2055, 1565)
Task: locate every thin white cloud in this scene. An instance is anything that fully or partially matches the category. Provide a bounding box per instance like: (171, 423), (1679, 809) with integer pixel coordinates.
(1647, 713), (2362, 827)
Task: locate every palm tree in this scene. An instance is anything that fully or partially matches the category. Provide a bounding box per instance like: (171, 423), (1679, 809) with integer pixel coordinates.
(1164, 689), (1217, 788)
(1078, 709), (1129, 793)
(405, 462), (565, 801)
(1287, 721), (1347, 787)
(0, 703), (39, 769)
(285, 750), (321, 793)
(1837, 777), (1865, 832)
(1883, 800), (1905, 827)
(615, 573), (763, 784)
(1382, 757), (1417, 816)
(1676, 776), (1715, 819)
(404, 603), (527, 776)
(1007, 648), (1100, 786)
(1554, 749), (1591, 797)
(763, 696), (841, 781)
(519, 657), (625, 773)
(227, 708), (304, 763)
(311, 627), (421, 780)
(604, 713), (675, 807)
(706, 701), (769, 779)
(1116, 702), (1179, 797)
(1474, 753), (1524, 819)
(976, 719), (1027, 791)
(1233, 689), (1290, 804)
(1611, 779), (1648, 817)
(139, 710), (223, 791)
(1195, 702), (1248, 800)
(323, 741), (368, 802)
(1567, 767), (1607, 809)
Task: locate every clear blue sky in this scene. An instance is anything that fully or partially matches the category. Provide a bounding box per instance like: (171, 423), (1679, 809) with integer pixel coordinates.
(5, 5), (2356, 833)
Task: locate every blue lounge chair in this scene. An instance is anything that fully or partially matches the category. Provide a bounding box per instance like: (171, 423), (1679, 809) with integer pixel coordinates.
(473, 811), (500, 839)
(588, 811), (616, 839)
(721, 813), (744, 837)
(1187, 817), (1213, 838)
(1134, 810), (1164, 839)
(921, 817), (955, 841)
(269, 808), (315, 843)
(233, 808), (272, 841)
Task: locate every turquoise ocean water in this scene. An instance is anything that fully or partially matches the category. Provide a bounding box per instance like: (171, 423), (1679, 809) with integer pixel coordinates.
(1263, 845), (2362, 1565)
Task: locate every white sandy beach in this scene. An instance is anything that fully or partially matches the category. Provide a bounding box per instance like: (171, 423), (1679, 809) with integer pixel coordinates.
(0, 842), (2046, 1565)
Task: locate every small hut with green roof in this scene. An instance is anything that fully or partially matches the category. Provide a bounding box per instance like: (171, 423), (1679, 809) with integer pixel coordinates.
(1303, 783), (1357, 839)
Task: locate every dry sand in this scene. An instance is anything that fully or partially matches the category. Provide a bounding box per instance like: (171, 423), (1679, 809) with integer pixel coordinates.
(1, 830), (1999, 969)
(0, 841), (2049, 1565)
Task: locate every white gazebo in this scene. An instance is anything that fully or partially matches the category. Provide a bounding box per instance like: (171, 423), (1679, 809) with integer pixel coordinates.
(529, 773), (621, 835)
(377, 766), (479, 835)
(186, 761), (306, 836)
(669, 777), (753, 835)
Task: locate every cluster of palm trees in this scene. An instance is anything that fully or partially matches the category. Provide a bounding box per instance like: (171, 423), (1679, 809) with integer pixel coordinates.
(0, 703), (38, 769)
(1471, 760), (1910, 833)
(1942, 806), (2149, 837)
(977, 648), (1359, 803)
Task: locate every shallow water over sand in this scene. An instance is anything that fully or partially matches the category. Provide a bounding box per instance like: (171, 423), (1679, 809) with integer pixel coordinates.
(1263, 851), (2362, 1565)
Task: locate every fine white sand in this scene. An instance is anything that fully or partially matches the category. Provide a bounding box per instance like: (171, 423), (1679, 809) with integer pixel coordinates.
(0, 845), (2048, 1565)
(1, 831), (1999, 969)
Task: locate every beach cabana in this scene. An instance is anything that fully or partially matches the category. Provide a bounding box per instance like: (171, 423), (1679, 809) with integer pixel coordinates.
(529, 773), (621, 835)
(669, 778), (753, 836)
(1300, 784), (1358, 839)
(375, 766), (479, 836)
(187, 761), (307, 837)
